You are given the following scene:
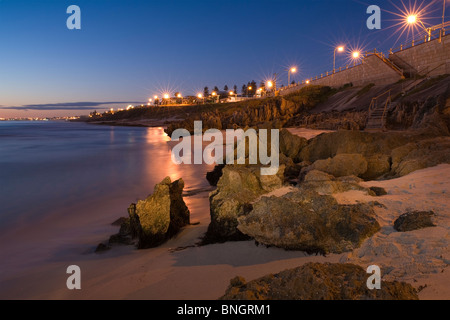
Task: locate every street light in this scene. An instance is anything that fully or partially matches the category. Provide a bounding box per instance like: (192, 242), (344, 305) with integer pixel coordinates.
(305, 80), (310, 84)
(351, 51), (361, 66)
(177, 93), (182, 98)
(163, 93), (170, 99)
(333, 46), (344, 74)
(406, 14), (431, 41)
(267, 81), (273, 89)
(288, 67), (297, 85)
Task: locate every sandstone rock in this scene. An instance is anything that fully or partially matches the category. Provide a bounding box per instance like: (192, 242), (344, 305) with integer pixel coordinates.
(394, 211), (436, 232)
(391, 137), (450, 177)
(204, 165), (285, 243)
(237, 188), (380, 254)
(300, 130), (410, 163)
(279, 129), (308, 162)
(363, 154), (391, 180)
(220, 263), (418, 300)
(128, 177), (190, 249)
(309, 153), (367, 178)
(302, 170), (366, 195)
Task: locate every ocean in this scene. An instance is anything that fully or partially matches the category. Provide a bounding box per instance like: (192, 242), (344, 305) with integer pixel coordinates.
(0, 121), (212, 284)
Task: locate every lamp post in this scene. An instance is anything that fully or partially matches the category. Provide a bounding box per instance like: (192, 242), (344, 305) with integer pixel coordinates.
(287, 67), (297, 85)
(333, 46), (344, 74)
(247, 86), (252, 97)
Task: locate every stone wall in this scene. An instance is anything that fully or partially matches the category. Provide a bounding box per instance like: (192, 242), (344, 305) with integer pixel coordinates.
(389, 34), (450, 77)
(280, 54), (403, 95)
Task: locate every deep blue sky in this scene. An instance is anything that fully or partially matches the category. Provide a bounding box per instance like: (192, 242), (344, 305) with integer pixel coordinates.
(0, 0), (448, 117)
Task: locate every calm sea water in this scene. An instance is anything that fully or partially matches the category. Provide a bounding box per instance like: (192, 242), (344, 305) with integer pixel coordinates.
(0, 121), (212, 280)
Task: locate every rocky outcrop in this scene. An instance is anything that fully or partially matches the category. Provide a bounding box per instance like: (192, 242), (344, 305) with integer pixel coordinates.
(369, 186), (387, 196)
(394, 211), (436, 232)
(127, 177), (190, 249)
(237, 187), (380, 254)
(203, 165), (285, 243)
(391, 137), (450, 177)
(220, 262), (418, 300)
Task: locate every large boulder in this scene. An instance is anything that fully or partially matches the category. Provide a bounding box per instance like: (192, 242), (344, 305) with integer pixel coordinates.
(128, 176), (190, 249)
(220, 263), (418, 300)
(204, 164), (285, 243)
(309, 153), (367, 178)
(237, 187), (380, 254)
(391, 137), (450, 177)
(299, 130), (410, 163)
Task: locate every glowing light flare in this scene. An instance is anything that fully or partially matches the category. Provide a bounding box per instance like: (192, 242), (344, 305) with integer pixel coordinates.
(352, 51), (360, 59)
(290, 67), (297, 73)
(267, 81), (273, 88)
(407, 15), (417, 24)
(212, 92), (217, 96)
(163, 93), (170, 99)
(177, 93), (182, 98)
(337, 46), (344, 52)
(197, 93), (203, 98)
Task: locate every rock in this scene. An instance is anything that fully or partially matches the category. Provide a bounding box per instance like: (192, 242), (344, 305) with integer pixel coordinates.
(391, 137), (450, 177)
(206, 164), (225, 186)
(237, 188), (380, 254)
(299, 130), (410, 164)
(220, 263), (418, 300)
(363, 154), (391, 180)
(203, 165), (285, 243)
(95, 243), (110, 253)
(279, 129), (308, 162)
(369, 186), (387, 196)
(128, 176), (190, 249)
(301, 170), (366, 195)
(394, 211), (436, 232)
(309, 153), (367, 178)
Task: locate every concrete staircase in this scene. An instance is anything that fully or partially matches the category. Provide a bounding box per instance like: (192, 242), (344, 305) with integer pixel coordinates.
(388, 54), (418, 78)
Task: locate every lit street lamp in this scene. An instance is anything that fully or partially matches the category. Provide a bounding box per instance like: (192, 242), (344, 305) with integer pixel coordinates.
(333, 46), (344, 74)
(406, 14), (431, 41)
(287, 67), (297, 85)
(352, 51), (361, 66)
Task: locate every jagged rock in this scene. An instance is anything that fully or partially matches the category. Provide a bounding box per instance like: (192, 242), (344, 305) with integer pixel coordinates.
(204, 165), (285, 243)
(128, 177), (190, 249)
(206, 164), (225, 186)
(394, 211), (436, 232)
(369, 187), (388, 196)
(391, 137), (450, 177)
(309, 153), (367, 178)
(237, 188), (380, 254)
(220, 263), (418, 300)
